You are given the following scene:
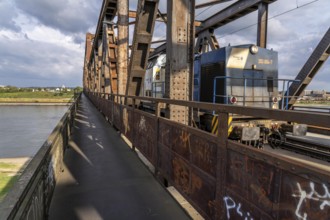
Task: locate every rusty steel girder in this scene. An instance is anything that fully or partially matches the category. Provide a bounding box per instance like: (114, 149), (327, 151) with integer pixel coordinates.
(165, 0), (195, 125)
(102, 23), (118, 95)
(126, 0), (160, 99)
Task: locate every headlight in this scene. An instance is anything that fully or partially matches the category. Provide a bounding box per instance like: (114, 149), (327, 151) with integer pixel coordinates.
(250, 45), (258, 54)
(230, 96), (237, 104)
(272, 97), (278, 103)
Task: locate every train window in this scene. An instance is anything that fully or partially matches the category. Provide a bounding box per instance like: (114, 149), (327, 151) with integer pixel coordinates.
(155, 71), (160, 80)
(267, 77), (274, 92)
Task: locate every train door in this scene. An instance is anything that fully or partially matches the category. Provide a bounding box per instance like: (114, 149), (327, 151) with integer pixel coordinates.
(243, 70), (268, 107)
(200, 62), (225, 103)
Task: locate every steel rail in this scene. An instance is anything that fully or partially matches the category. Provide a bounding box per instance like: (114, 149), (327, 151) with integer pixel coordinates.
(282, 137), (330, 161)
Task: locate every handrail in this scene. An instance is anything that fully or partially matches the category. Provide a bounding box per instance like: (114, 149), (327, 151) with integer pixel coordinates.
(0, 93), (81, 220)
(86, 90), (330, 128)
(212, 76), (300, 109)
(85, 91), (330, 220)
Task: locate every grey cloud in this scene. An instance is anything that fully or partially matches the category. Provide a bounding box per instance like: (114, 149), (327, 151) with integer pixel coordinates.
(0, 1), (21, 32)
(0, 37), (83, 87)
(72, 34), (85, 44)
(14, 0), (102, 35)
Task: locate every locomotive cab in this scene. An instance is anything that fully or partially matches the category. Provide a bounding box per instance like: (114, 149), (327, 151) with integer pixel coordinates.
(194, 44), (279, 109)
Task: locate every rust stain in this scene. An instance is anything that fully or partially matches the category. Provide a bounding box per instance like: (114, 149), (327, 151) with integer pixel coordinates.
(191, 172), (203, 193)
(172, 157), (190, 194)
(179, 130), (191, 150)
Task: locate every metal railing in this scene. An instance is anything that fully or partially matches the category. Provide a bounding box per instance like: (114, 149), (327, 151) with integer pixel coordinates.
(213, 76), (300, 109)
(0, 93), (81, 220)
(86, 90), (330, 220)
(292, 105), (330, 114)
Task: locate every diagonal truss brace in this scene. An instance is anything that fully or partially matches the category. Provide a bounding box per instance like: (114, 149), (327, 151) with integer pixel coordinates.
(125, 0), (160, 100)
(102, 23), (118, 94)
(195, 29), (220, 53)
(286, 28), (330, 109)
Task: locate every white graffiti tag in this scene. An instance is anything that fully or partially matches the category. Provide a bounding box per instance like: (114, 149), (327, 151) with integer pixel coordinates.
(138, 116), (146, 131)
(223, 196), (254, 220)
(292, 182), (330, 220)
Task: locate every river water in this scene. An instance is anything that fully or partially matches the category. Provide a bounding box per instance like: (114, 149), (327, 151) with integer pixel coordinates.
(0, 105), (69, 159)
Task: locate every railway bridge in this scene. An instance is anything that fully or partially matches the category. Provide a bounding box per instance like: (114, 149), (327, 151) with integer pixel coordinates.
(1, 1), (330, 220)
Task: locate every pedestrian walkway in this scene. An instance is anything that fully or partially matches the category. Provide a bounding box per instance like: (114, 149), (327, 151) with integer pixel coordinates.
(49, 94), (190, 220)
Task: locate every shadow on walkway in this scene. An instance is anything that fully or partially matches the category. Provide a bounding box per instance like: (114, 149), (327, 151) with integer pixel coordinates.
(49, 94), (190, 220)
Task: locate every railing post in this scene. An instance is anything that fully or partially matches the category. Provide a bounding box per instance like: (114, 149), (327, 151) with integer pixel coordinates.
(155, 101), (161, 175)
(215, 110), (228, 219)
(131, 97), (136, 151)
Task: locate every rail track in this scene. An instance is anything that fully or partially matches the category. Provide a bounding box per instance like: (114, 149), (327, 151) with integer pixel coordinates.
(281, 136), (330, 162)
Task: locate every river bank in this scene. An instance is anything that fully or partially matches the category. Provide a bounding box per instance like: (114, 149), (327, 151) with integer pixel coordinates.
(0, 97), (72, 104)
(0, 158), (31, 201)
(0, 102), (71, 106)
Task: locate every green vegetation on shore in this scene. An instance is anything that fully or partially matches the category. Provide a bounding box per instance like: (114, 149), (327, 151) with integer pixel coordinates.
(0, 162), (21, 201)
(0, 86), (82, 103)
(296, 100), (330, 106)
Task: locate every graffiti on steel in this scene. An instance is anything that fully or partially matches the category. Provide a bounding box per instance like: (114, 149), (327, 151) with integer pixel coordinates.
(223, 196), (254, 220)
(292, 182), (330, 220)
(191, 135), (217, 176)
(227, 151), (275, 213)
(25, 181), (44, 219)
(138, 115), (147, 131)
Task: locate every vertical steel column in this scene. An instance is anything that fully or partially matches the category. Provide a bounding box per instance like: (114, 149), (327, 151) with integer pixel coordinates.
(93, 49), (99, 92)
(165, 0), (195, 124)
(126, 0), (160, 101)
(117, 0), (129, 96)
(83, 33), (94, 91)
(98, 39), (103, 93)
(257, 2), (268, 48)
(103, 23), (118, 95)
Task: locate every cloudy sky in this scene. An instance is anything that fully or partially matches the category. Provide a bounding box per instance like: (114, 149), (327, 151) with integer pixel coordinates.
(0, 0), (329, 90)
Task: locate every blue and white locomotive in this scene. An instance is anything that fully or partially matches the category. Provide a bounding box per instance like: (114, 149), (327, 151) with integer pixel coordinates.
(144, 44), (280, 109)
(143, 44), (300, 148)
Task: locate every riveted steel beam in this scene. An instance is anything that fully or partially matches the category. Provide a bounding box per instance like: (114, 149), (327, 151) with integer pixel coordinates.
(102, 23), (118, 94)
(126, 0), (160, 100)
(165, 0), (195, 125)
(83, 33), (94, 91)
(90, 0), (118, 64)
(97, 39), (103, 93)
(117, 0), (129, 97)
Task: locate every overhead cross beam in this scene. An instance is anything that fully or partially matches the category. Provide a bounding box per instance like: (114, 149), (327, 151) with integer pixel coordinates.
(128, 10), (202, 27)
(195, 0), (233, 9)
(196, 0), (277, 35)
(195, 0), (277, 50)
